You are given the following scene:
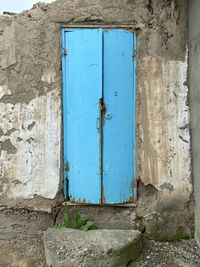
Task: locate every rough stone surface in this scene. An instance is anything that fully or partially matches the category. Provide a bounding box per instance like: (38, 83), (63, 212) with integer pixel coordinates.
(44, 228), (141, 267)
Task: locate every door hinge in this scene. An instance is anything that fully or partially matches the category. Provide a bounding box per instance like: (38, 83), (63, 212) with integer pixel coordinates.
(132, 49), (136, 57)
(63, 48), (68, 57)
(65, 161), (70, 171)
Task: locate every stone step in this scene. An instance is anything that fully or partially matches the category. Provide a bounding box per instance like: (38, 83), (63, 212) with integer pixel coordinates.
(44, 228), (141, 267)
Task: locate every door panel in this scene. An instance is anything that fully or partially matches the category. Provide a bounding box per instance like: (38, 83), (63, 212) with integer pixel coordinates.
(62, 29), (102, 204)
(62, 28), (136, 204)
(103, 29), (135, 203)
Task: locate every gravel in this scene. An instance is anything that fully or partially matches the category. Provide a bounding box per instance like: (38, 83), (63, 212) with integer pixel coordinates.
(132, 238), (200, 267)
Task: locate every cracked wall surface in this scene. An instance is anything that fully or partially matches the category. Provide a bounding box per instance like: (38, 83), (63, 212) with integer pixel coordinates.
(0, 0), (193, 238)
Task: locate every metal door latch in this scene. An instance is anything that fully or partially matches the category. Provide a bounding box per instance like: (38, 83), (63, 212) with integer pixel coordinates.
(63, 48), (68, 57)
(99, 98), (106, 112)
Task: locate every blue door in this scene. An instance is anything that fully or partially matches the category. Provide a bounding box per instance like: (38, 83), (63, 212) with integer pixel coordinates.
(103, 30), (136, 203)
(62, 28), (136, 204)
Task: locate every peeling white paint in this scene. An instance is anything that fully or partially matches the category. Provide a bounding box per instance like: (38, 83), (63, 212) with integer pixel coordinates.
(139, 50), (192, 198)
(41, 69), (56, 84)
(0, 89), (61, 199)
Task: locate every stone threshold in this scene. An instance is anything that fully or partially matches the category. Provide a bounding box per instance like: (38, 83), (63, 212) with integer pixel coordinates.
(62, 201), (137, 208)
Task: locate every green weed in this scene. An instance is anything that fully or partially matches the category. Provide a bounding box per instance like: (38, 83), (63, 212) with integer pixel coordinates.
(52, 213), (97, 231)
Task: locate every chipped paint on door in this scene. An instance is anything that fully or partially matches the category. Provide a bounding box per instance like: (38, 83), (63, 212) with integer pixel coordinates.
(62, 29), (102, 204)
(62, 28), (136, 204)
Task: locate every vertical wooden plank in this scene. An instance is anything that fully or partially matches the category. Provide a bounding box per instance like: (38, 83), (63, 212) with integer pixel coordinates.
(62, 29), (102, 203)
(103, 29), (135, 203)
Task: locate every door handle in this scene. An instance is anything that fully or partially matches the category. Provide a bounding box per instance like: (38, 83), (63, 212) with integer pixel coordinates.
(96, 117), (100, 129)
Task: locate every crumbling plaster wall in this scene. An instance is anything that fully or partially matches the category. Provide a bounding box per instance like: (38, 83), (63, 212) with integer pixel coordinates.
(0, 0), (193, 237)
(189, 0), (200, 246)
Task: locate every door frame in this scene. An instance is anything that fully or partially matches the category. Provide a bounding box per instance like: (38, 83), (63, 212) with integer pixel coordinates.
(61, 27), (137, 205)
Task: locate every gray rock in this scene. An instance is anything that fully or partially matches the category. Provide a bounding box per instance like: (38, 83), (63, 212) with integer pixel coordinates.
(43, 228), (141, 267)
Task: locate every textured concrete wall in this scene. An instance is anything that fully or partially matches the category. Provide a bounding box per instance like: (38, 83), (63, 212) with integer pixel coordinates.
(0, 17), (63, 210)
(189, 0), (200, 246)
(0, 0), (193, 239)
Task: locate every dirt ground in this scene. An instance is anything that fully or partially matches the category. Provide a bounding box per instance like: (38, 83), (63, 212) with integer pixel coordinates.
(0, 209), (53, 267)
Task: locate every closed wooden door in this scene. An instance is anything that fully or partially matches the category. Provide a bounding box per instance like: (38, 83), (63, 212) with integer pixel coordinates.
(62, 28), (136, 204)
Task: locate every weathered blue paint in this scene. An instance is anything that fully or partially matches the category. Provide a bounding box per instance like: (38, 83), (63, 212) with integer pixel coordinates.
(62, 28), (136, 204)
(62, 29), (102, 203)
(103, 29), (135, 203)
